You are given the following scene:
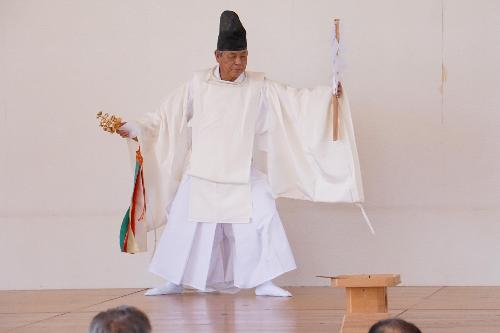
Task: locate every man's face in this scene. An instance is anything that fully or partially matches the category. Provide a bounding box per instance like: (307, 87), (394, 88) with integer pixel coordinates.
(215, 50), (248, 82)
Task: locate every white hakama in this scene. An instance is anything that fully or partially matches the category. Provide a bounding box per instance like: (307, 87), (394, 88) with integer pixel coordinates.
(149, 169), (297, 290)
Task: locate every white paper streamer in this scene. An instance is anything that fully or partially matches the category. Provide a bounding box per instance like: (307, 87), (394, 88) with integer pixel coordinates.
(331, 22), (346, 95)
(331, 22), (372, 235)
(355, 203), (375, 235)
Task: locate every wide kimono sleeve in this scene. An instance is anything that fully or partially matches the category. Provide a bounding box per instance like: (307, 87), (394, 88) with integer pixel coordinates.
(260, 79), (364, 203)
(128, 83), (191, 232)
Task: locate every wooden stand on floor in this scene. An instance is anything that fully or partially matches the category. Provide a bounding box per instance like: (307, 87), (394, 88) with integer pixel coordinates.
(319, 274), (401, 333)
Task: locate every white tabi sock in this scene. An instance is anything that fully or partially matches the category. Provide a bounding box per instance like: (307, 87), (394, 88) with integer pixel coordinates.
(144, 281), (183, 296)
(197, 287), (217, 293)
(255, 280), (292, 297)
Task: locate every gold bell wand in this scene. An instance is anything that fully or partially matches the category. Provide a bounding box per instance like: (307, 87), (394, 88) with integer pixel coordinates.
(96, 111), (122, 134)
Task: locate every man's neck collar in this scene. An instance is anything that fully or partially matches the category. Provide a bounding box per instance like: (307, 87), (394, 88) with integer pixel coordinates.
(214, 65), (246, 83)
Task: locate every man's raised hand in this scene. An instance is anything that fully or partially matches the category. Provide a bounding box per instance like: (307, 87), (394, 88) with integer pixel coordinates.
(117, 122), (130, 138)
(117, 122), (140, 141)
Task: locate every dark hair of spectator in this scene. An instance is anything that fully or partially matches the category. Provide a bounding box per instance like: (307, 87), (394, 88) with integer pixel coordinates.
(368, 318), (422, 333)
(88, 305), (152, 333)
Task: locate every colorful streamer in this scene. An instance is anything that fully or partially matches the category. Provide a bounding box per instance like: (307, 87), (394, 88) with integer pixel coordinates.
(119, 148), (147, 253)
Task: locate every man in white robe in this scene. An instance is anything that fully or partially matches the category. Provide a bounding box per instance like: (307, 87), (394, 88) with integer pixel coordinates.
(118, 10), (363, 297)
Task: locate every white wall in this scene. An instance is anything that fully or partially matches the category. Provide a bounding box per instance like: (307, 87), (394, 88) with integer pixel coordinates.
(1, 0), (499, 289)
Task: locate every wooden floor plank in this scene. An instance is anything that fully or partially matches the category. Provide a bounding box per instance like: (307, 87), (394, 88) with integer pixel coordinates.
(0, 289), (142, 313)
(81, 286), (441, 314)
(9, 310), (345, 333)
(414, 287), (500, 310)
(83, 287), (347, 313)
(388, 287), (442, 310)
(4, 287), (500, 333)
(7, 312), (97, 333)
(400, 309), (500, 333)
(0, 313), (61, 333)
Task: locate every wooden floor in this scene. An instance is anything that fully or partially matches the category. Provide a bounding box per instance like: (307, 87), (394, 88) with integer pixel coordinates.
(2, 287), (500, 332)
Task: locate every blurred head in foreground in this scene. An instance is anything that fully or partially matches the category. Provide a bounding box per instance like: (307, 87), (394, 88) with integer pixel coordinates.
(368, 318), (422, 333)
(88, 305), (151, 333)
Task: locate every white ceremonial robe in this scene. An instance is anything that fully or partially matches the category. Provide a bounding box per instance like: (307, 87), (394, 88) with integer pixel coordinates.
(147, 68), (296, 289)
(131, 66), (363, 290)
